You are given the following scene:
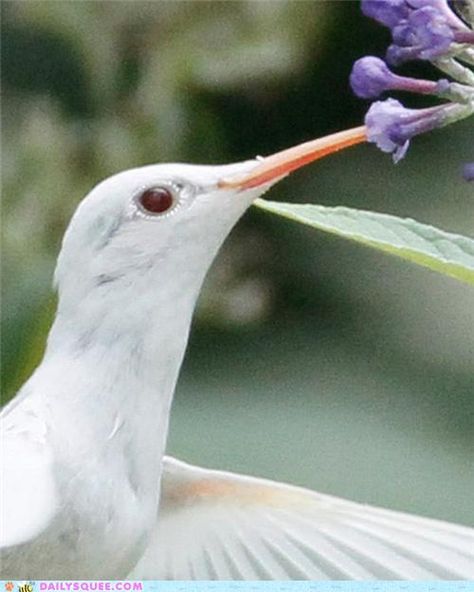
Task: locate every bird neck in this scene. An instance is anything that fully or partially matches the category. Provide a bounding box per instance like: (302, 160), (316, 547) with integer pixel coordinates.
(47, 261), (202, 378)
(34, 275), (202, 495)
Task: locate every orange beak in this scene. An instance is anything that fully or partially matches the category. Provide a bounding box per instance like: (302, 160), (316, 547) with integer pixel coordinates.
(218, 125), (367, 190)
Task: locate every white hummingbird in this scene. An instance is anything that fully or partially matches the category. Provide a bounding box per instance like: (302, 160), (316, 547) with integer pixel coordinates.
(1, 127), (473, 580)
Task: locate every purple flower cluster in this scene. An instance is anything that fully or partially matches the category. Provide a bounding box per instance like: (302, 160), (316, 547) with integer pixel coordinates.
(351, 0), (474, 176)
(362, 0), (474, 64)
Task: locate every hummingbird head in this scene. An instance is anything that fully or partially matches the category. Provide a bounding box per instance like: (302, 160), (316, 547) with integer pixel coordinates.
(54, 159), (268, 310)
(50, 127), (365, 354)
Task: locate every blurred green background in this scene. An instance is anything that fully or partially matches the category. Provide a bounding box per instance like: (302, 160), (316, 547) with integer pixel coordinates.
(2, 1), (473, 526)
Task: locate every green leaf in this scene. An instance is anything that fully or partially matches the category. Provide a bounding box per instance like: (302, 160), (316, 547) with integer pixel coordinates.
(254, 199), (474, 286)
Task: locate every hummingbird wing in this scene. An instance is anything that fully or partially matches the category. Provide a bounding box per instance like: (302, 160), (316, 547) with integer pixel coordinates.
(0, 400), (58, 548)
(130, 456), (474, 580)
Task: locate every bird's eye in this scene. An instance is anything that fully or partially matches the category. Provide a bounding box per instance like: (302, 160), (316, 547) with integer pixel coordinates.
(137, 187), (176, 215)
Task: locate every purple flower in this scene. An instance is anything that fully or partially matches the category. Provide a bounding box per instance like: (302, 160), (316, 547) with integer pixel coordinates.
(363, 1), (470, 65)
(404, 6), (453, 56)
(407, 0), (469, 29)
(463, 163), (474, 181)
(387, 6), (454, 64)
(365, 98), (448, 162)
(350, 56), (438, 98)
(354, 0), (474, 170)
(365, 99), (411, 162)
(361, 0), (409, 28)
(350, 57), (396, 98)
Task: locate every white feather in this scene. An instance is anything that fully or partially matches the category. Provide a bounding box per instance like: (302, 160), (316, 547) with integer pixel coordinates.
(129, 456), (474, 580)
(0, 400), (57, 548)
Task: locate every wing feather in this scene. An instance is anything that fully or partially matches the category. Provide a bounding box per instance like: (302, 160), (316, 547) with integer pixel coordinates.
(129, 456), (474, 580)
(235, 510), (292, 579)
(203, 522), (238, 579)
(347, 509), (473, 552)
(265, 511), (375, 579)
(286, 512), (427, 579)
(347, 519), (474, 578)
(215, 517), (262, 579)
(0, 406), (57, 549)
(258, 519), (332, 579)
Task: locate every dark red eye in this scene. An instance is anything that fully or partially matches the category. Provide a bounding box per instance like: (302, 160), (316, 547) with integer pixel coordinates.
(138, 187), (175, 214)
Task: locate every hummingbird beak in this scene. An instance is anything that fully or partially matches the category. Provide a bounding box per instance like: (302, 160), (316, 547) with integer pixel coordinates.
(218, 126), (367, 190)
